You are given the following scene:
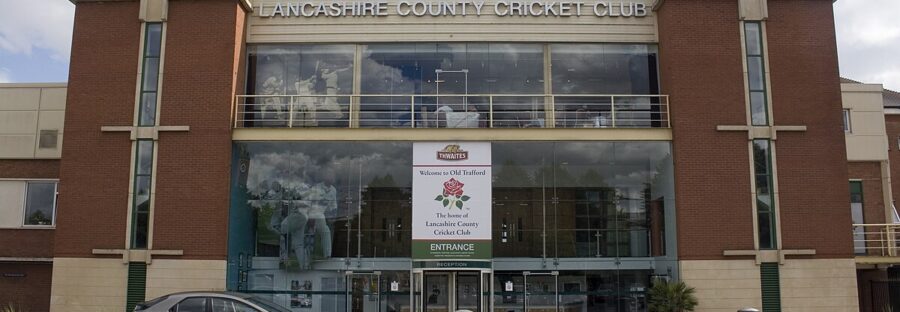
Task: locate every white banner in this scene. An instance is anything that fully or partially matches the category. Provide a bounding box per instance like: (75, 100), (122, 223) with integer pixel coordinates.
(412, 142), (492, 259)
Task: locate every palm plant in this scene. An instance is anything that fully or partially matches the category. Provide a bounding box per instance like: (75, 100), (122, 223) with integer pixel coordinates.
(647, 279), (699, 312)
(2, 303), (24, 312)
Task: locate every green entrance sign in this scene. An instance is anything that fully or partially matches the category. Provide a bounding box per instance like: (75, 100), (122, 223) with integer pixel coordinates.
(412, 240), (492, 259)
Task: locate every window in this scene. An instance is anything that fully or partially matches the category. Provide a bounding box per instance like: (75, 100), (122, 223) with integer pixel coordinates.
(843, 109), (851, 133)
(850, 181), (865, 254)
(753, 140), (777, 249)
(138, 23), (163, 126)
(131, 140), (154, 249)
(24, 182), (57, 226)
(744, 22), (769, 126)
(211, 298), (260, 312)
(38, 129), (58, 149)
(170, 297), (207, 312)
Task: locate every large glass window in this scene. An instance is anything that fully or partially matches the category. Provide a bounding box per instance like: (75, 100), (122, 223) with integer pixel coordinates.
(228, 141), (673, 310)
(231, 141), (673, 262)
(246, 45), (355, 127)
(242, 43), (663, 129)
(360, 43), (545, 128)
(238, 142), (413, 263)
(492, 142), (673, 258)
(24, 181), (57, 226)
(550, 44), (658, 95)
(551, 44), (661, 128)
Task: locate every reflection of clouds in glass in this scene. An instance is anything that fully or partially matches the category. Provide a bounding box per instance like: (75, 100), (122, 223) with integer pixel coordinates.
(493, 142), (671, 189)
(551, 44), (657, 94)
(361, 43), (544, 95)
(360, 55), (416, 94)
(243, 142), (669, 200)
(248, 152), (314, 195)
(245, 143), (413, 197)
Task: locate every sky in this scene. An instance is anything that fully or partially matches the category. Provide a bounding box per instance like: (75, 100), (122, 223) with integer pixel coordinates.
(0, 0), (897, 91)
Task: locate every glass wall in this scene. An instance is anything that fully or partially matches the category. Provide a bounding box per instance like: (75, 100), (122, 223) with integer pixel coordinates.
(360, 43), (545, 128)
(242, 43), (662, 128)
(247, 45), (356, 127)
(227, 141), (674, 311)
(492, 142), (673, 258)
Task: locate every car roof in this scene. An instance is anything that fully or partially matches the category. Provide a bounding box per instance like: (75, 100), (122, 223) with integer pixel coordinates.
(161, 291), (253, 300)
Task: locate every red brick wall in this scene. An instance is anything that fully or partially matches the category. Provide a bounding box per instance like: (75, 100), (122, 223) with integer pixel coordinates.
(847, 162), (887, 225)
(659, 0), (853, 259)
(886, 115), (900, 209)
(658, 0), (755, 260)
(0, 230), (54, 258)
(0, 159), (60, 179)
(0, 262), (52, 312)
(151, 0), (245, 259)
(54, 1), (140, 257)
(0, 159), (58, 259)
(767, 0), (853, 258)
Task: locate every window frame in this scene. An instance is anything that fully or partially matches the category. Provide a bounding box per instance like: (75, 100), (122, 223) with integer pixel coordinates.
(743, 21), (770, 126)
(843, 109), (851, 133)
(168, 296), (209, 312)
(22, 180), (58, 228)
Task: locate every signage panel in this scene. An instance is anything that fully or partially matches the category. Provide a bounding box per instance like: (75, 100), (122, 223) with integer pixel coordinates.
(412, 142), (491, 260)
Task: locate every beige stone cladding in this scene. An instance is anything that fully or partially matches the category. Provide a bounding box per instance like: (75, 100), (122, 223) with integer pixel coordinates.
(842, 83), (888, 162)
(679, 260), (761, 312)
(0, 84), (66, 159)
(49, 258), (127, 312)
(145, 259), (227, 300)
(780, 259), (858, 312)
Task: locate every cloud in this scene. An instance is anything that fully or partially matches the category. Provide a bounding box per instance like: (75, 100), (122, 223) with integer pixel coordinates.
(0, 0), (74, 62)
(835, 0), (900, 91)
(0, 68), (11, 83)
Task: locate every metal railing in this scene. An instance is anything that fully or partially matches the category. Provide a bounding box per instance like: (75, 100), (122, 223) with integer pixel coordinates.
(852, 224), (900, 257)
(233, 94), (670, 129)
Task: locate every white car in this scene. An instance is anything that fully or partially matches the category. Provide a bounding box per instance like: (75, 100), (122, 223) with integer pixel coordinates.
(134, 291), (291, 312)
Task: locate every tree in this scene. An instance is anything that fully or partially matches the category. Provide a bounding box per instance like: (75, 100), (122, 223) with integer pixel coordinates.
(648, 279), (698, 312)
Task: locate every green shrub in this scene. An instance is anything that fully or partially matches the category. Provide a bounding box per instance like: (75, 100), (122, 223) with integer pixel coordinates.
(648, 279), (699, 312)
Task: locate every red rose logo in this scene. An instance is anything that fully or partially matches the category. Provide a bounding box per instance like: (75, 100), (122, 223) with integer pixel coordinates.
(443, 178), (465, 197)
(435, 178), (471, 210)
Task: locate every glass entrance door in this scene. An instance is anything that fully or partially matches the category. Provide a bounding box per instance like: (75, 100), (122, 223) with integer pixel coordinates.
(524, 274), (558, 312)
(424, 274), (450, 312)
(421, 271), (484, 312)
(456, 272), (481, 312)
(347, 273), (380, 312)
(493, 272), (559, 312)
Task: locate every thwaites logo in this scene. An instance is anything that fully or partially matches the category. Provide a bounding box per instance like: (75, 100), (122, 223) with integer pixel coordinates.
(436, 144), (468, 161)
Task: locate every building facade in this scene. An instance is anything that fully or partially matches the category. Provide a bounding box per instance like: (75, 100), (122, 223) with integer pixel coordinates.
(8, 0), (861, 311)
(0, 83), (66, 312)
(842, 78), (900, 312)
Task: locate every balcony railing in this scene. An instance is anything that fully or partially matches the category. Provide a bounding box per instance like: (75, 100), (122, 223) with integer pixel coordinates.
(233, 94), (669, 129)
(853, 224), (900, 258)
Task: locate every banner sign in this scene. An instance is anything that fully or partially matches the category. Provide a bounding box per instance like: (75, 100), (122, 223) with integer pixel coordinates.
(412, 142), (491, 260)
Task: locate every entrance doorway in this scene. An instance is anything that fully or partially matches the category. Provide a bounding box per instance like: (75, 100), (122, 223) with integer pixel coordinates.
(346, 271), (412, 312)
(418, 271), (490, 312)
(494, 272), (559, 312)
